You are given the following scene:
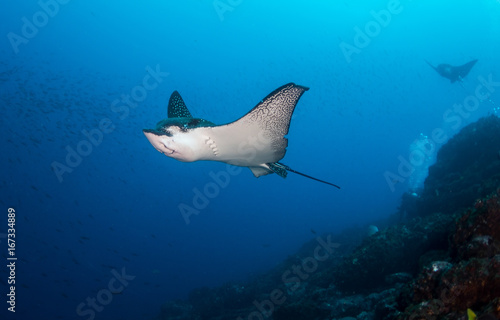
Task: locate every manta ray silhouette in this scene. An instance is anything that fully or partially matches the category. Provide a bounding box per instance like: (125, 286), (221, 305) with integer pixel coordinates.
(425, 59), (478, 83)
(143, 83), (340, 188)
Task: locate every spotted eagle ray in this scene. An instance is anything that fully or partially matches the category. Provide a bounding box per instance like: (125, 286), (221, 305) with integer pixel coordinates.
(143, 83), (340, 188)
(425, 59), (478, 83)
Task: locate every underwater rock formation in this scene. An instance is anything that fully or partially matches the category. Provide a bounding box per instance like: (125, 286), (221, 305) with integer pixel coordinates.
(332, 213), (454, 293)
(416, 115), (500, 217)
(397, 189), (500, 320)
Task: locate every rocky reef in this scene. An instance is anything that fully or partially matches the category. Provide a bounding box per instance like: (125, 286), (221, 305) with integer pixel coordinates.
(331, 212), (454, 294)
(153, 115), (500, 320)
(416, 115), (500, 217)
(396, 189), (500, 320)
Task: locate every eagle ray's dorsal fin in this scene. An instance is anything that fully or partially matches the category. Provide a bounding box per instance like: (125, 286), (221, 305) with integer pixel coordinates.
(168, 91), (193, 118)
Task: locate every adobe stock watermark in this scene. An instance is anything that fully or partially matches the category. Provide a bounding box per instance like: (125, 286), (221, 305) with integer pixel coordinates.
(237, 234), (340, 320)
(384, 73), (500, 192)
(51, 64), (169, 183)
(340, 0), (411, 63)
(213, 0), (243, 22)
(76, 267), (135, 320)
(179, 131), (271, 225)
(7, 0), (71, 54)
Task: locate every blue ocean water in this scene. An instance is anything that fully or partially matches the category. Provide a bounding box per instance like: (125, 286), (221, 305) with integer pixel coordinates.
(1, 1), (499, 319)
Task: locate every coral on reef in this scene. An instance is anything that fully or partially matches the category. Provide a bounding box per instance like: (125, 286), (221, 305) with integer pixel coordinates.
(451, 190), (500, 261)
(397, 189), (500, 320)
